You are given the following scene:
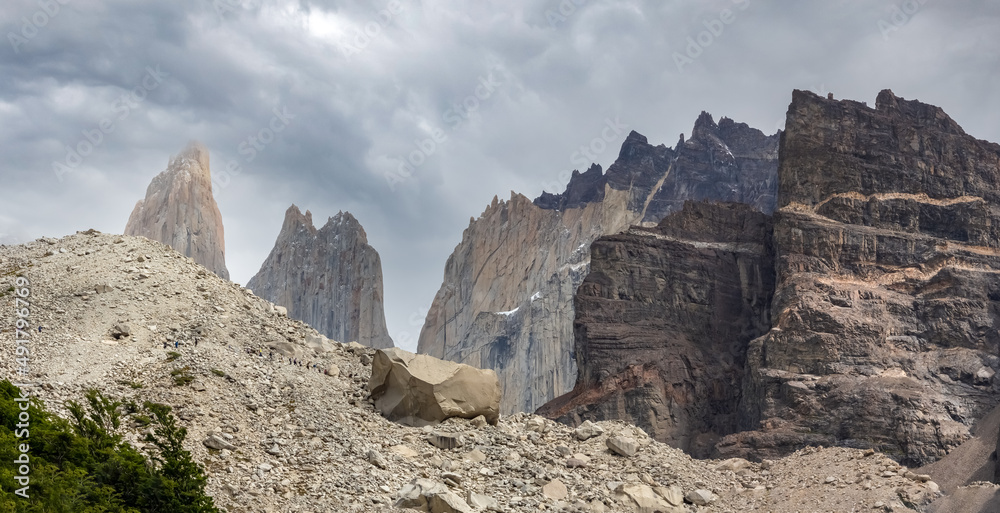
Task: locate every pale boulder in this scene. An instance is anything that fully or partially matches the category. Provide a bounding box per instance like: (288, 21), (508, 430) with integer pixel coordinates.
(369, 347), (501, 426)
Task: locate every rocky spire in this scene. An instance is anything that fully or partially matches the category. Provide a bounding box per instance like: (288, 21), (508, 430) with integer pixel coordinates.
(247, 205), (393, 349)
(125, 141), (229, 279)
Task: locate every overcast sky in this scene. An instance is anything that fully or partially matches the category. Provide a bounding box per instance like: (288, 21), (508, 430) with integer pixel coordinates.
(2, 0), (998, 351)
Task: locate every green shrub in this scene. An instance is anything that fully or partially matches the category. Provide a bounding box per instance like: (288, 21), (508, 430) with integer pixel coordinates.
(165, 352), (181, 362)
(0, 380), (218, 512)
(210, 369), (225, 377)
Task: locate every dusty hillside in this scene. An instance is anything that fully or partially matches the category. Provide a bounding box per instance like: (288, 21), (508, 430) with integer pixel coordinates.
(0, 231), (941, 512)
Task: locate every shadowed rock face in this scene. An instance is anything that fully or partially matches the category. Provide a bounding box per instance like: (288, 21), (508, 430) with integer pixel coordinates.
(721, 89), (1000, 466)
(419, 116), (779, 415)
(247, 205), (393, 349)
(544, 90), (1000, 467)
(125, 142), (229, 279)
(536, 202), (774, 457)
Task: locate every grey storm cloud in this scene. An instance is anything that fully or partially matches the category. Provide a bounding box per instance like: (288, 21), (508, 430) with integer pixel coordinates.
(1, 0), (998, 349)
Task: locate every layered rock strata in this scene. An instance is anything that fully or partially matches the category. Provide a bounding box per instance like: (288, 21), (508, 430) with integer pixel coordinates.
(721, 89), (1000, 466)
(545, 89), (1000, 466)
(247, 205), (393, 349)
(125, 141), (229, 279)
(537, 202), (774, 457)
(419, 116), (779, 414)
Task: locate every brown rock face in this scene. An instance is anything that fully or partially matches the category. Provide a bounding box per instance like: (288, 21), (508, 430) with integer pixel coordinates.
(721, 90), (1000, 466)
(125, 141), (229, 279)
(546, 90), (1000, 466)
(537, 202), (774, 457)
(419, 116), (779, 414)
(247, 205), (392, 349)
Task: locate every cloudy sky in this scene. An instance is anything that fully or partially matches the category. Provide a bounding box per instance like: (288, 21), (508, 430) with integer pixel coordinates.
(2, 0), (998, 350)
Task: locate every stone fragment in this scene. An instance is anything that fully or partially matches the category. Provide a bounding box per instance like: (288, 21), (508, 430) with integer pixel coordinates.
(574, 420), (605, 441)
(715, 458), (751, 472)
(368, 347), (501, 426)
(463, 449), (487, 463)
(654, 485), (684, 506)
(390, 445), (420, 459)
(203, 435), (235, 451)
(467, 492), (499, 510)
(427, 491), (474, 513)
(110, 323), (131, 339)
(366, 449), (387, 469)
(606, 435), (639, 457)
(685, 489), (717, 506)
(396, 478), (448, 509)
(542, 479), (568, 500)
(427, 433), (464, 450)
(616, 483), (680, 513)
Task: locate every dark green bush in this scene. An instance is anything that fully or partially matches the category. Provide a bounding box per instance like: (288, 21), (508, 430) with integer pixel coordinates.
(0, 380), (218, 512)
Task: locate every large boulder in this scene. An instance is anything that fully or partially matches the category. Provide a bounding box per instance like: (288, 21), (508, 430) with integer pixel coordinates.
(368, 348), (501, 426)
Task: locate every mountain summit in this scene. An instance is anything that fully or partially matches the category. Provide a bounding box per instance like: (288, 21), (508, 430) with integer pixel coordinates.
(248, 205), (393, 349)
(124, 141), (229, 279)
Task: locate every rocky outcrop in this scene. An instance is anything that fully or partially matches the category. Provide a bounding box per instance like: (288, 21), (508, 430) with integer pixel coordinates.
(720, 89), (1000, 466)
(247, 205), (393, 349)
(544, 90), (1000, 467)
(537, 202), (774, 457)
(124, 141), (229, 279)
(369, 347), (501, 426)
(419, 117), (779, 414)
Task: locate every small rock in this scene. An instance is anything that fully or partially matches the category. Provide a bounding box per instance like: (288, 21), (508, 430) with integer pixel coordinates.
(655, 485), (684, 506)
(366, 449), (388, 469)
(606, 435), (638, 457)
(468, 492), (499, 510)
(685, 489), (717, 506)
(203, 435), (235, 451)
(428, 433), (464, 450)
(542, 479), (568, 500)
(574, 420), (605, 441)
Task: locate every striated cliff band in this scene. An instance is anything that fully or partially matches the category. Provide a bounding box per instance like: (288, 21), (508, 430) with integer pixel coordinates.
(542, 89), (1000, 467)
(418, 114), (779, 414)
(125, 141), (229, 279)
(247, 205), (393, 349)
(537, 201), (774, 458)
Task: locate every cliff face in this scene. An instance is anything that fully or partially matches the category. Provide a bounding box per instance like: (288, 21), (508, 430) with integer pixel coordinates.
(418, 116), (779, 414)
(247, 205), (393, 349)
(536, 202), (774, 457)
(721, 90), (1000, 466)
(546, 89), (1000, 466)
(125, 141), (229, 279)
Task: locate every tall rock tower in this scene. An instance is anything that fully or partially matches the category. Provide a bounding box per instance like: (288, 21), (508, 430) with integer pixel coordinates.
(247, 205), (393, 349)
(125, 141), (229, 279)
(418, 115), (780, 414)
